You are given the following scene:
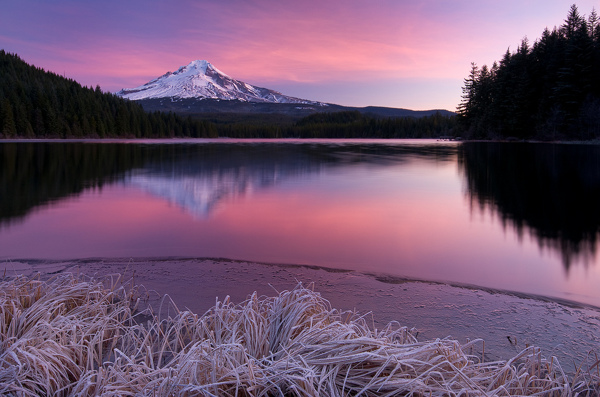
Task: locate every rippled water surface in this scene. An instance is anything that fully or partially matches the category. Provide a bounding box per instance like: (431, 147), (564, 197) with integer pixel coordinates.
(1, 139), (599, 307)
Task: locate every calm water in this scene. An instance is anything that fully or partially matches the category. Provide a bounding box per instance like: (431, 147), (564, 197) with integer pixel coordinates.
(1, 139), (599, 307)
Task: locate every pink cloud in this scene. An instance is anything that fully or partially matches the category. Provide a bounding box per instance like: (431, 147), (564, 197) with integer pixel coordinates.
(178, 1), (469, 83)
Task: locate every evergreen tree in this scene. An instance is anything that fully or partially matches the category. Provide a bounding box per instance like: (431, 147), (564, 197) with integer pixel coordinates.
(457, 63), (479, 126)
(1, 99), (17, 137)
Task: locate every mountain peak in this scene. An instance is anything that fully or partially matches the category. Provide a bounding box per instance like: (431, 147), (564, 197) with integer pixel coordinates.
(173, 60), (225, 77)
(188, 59), (210, 68)
(116, 60), (320, 105)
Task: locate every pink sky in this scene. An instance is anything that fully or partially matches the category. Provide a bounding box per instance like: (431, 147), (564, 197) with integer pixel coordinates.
(1, 1), (597, 110)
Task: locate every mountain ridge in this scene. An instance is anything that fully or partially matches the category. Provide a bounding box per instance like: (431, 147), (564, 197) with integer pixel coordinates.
(116, 60), (324, 105)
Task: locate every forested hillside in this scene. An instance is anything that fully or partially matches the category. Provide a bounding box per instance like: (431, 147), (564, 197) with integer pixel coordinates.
(0, 50), (217, 138)
(0, 50), (456, 139)
(218, 110), (457, 138)
(458, 5), (600, 140)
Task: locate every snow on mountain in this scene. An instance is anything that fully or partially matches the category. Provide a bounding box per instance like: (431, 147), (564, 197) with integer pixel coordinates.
(116, 60), (321, 104)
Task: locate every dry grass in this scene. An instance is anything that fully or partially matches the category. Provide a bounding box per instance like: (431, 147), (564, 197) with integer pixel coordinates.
(0, 273), (598, 396)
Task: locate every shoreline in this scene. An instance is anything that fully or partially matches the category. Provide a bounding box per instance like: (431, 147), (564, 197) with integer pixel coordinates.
(2, 256), (599, 374)
(5, 255), (599, 311)
(1, 137), (600, 145)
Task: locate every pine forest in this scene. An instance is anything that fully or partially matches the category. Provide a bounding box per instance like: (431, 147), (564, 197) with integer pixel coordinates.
(458, 5), (600, 140)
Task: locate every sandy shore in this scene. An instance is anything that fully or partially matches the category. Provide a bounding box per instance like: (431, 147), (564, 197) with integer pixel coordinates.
(2, 257), (599, 373)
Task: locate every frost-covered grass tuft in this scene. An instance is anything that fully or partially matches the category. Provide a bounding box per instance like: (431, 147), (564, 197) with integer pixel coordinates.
(0, 273), (598, 396)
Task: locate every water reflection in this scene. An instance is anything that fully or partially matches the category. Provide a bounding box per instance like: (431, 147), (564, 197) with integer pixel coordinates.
(126, 142), (457, 217)
(459, 142), (600, 271)
(1, 140), (599, 306)
(3, 141), (599, 272)
(0, 141), (457, 222)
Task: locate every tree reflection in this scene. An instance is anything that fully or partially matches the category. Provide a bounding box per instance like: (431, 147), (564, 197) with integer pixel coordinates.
(459, 142), (600, 271)
(0, 143), (146, 228)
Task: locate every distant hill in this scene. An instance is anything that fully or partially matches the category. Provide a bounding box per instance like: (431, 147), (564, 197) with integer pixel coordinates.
(134, 97), (455, 120)
(359, 106), (455, 118)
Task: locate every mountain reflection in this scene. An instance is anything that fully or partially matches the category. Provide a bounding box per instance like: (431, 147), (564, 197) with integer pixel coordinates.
(459, 142), (600, 271)
(124, 142), (458, 217)
(0, 141), (457, 224)
(124, 144), (328, 217)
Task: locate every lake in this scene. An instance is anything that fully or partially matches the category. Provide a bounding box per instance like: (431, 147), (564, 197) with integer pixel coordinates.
(1, 139), (599, 308)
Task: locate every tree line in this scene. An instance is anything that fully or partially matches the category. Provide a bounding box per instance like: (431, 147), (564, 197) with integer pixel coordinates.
(0, 50), (217, 139)
(217, 110), (457, 139)
(457, 5), (600, 140)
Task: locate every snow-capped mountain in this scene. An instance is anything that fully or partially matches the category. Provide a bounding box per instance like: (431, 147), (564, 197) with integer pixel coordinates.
(116, 60), (320, 104)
